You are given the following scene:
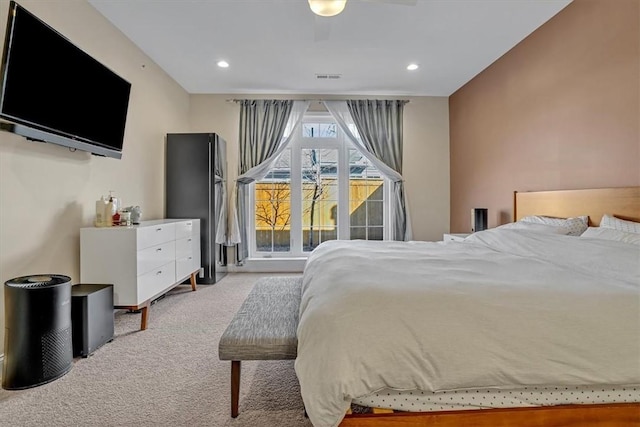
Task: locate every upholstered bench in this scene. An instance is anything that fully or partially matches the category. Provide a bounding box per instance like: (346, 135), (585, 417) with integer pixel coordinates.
(218, 276), (302, 418)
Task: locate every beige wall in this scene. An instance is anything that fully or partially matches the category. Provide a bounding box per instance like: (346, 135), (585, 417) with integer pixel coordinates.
(449, 0), (640, 232)
(189, 94), (450, 244)
(0, 2), (450, 356)
(0, 0), (191, 355)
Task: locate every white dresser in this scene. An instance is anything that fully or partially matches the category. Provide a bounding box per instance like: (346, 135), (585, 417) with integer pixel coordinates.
(80, 219), (201, 330)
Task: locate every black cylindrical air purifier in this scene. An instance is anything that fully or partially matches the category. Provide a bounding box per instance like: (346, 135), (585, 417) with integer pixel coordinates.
(3, 274), (73, 390)
(471, 208), (488, 232)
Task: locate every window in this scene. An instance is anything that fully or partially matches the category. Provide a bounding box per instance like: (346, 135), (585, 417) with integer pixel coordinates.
(251, 114), (389, 257)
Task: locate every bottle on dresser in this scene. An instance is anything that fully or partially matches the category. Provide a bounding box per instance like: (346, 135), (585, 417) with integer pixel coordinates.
(108, 190), (120, 225)
(94, 194), (115, 227)
(94, 196), (106, 227)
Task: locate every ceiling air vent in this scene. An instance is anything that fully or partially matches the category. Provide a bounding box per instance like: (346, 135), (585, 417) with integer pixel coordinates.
(315, 74), (342, 80)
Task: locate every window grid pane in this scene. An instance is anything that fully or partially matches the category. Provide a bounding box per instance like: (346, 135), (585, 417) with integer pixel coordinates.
(302, 122), (337, 138)
(255, 149), (291, 253)
(302, 148), (338, 251)
(368, 227), (383, 241)
(319, 123), (337, 138)
(350, 226), (366, 240)
(349, 149), (384, 239)
(303, 123), (319, 138)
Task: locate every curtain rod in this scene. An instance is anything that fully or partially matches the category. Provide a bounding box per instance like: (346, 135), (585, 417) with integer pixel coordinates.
(225, 98), (410, 104)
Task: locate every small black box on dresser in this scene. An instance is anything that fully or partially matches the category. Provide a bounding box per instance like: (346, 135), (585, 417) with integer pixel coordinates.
(71, 284), (114, 357)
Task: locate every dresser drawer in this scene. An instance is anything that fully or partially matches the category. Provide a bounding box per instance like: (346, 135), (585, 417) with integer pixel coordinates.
(137, 241), (175, 276)
(175, 220), (196, 240)
(137, 261), (176, 303)
(176, 255), (198, 281)
(137, 223), (175, 250)
(175, 236), (196, 259)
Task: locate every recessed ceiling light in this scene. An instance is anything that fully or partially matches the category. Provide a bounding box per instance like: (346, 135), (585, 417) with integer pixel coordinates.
(217, 60), (229, 68)
(407, 63), (419, 71)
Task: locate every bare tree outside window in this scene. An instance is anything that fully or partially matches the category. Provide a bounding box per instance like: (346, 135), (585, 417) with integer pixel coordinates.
(255, 150), (291, 252)
(302, 148), (338, 251)
(303, 149), (322, 248)
(255, 182), (291, 232)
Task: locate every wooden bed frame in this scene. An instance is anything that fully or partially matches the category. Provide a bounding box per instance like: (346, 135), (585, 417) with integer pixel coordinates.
(341, 186), (640, 427)
(514, 186), (640, 225)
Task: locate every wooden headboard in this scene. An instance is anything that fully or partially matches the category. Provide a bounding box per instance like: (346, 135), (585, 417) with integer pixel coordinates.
(514, 187), (640, 226)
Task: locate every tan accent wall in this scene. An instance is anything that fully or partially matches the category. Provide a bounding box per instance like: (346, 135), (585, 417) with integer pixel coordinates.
(449, 0), (640, 232)
(0, 1), (190, 355)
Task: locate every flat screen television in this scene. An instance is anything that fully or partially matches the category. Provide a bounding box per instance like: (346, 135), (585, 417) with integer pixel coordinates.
(0, 1), (131, 159)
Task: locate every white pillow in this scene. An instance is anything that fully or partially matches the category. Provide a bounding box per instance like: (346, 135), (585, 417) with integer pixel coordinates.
(581, 227), (640, 245)
(496, 221), (569, 234)
(519, 215), (588, 236)
(600, 214), (640, 234)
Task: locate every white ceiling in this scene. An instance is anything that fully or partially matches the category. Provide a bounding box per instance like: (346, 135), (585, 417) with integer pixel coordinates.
(88, 0), (573, 96)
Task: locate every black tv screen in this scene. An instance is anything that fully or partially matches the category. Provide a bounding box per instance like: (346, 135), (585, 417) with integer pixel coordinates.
(0, 1), (131, 159)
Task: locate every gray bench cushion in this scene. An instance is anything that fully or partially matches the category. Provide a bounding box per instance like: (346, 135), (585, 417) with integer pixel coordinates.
(219, 276), (302, 361)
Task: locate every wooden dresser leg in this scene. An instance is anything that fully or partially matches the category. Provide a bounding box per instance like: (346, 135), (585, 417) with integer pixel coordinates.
(190, 272), (197, 292)
(140, 304), (149, 330)
(231, 360), (241, 418)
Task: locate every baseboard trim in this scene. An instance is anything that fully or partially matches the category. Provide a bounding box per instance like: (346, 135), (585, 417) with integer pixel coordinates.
(227, 258), (305, 273)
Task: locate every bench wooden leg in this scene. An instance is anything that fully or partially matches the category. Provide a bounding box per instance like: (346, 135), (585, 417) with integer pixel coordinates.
(231, 360), (241, 418)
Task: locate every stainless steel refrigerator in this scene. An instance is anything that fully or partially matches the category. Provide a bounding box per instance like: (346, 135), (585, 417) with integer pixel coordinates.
(166, 133), (227, 283)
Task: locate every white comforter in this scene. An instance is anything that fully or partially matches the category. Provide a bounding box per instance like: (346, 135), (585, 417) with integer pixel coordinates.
(294, 228), (640, 427)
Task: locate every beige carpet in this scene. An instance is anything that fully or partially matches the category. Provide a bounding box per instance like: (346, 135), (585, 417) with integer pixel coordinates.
(0, 273), (312, 427)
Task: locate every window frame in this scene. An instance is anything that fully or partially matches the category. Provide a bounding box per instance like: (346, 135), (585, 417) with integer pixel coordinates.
(249, 113), (390, 259)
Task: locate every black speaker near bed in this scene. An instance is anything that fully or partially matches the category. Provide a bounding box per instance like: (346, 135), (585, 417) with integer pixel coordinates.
(71, 284), (114, 358)
(471, 208), (488, 232)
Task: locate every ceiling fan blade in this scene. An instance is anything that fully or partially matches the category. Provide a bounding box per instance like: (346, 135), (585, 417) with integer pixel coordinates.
(314, 15), (332, 42)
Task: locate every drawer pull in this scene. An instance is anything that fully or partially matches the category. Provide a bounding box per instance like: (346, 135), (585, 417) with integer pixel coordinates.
(186, 222), (192, 226)
(188, 238), (192, 242)
(156, 228), (162, 231)
(188, 257), (192, 260)
(156, 248), (162, 252)
(156, 270), (162, 275)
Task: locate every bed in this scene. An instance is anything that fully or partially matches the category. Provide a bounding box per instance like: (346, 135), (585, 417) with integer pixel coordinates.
(294, 187), (640, 427)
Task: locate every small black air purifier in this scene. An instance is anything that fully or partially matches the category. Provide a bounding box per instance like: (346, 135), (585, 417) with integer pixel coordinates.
(3, 274), (73, 390)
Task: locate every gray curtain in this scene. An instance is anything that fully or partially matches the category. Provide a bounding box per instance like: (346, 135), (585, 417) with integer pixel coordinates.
(346, 100), (410, 241)
(214, 134), (228, 244)
(230, 100), (311, 264)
